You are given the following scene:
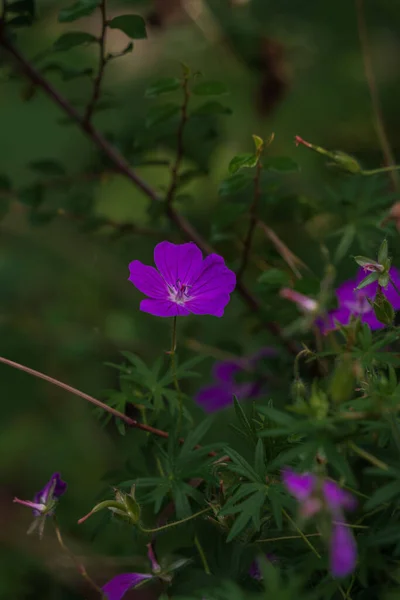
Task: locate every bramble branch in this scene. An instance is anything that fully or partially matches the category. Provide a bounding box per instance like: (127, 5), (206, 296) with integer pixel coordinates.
(85, 0), (108, 123)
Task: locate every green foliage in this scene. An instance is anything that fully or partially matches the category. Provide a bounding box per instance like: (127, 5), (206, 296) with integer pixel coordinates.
(108, 14), (147, 40)
(58, 0), (99, 22)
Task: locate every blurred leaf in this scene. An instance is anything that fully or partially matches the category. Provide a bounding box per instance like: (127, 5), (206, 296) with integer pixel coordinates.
(145, 78), (181, 98)
(8, 14), (33, 26)
(58, 0), (99, 22)
(219, 173), (252, 197)
(192, 81), (228, 96)
(228, 154), (257, 175)
(9, 0), (35, 14)
(191, 101), (232, 116)
(265, 157), (299, 172)
(28, 160), (66, 176)
(42, 62), (93, 81)
(18, 184), (44, 208)
(258, 268), (291, 288)
(53, 31), (97, 51)
(146, 103), (180, 128)
(109, 14), (147, 39)
(28, 210), (57, 225)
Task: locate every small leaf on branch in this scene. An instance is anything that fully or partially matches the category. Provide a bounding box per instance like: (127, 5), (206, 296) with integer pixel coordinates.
(145, 78), (181, 98)
(58, 0), (99, 23)
(145, 103), (180, 128)
(53, 32), (97, 52)
(191, 101), (232, 117)
(219, 173), (253, 197)
(108, 14), (147, 39)
(192, 81), (228, 96)
(228, 154), (257, 175)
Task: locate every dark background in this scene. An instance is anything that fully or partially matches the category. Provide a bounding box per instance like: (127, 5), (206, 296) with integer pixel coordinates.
(1, 0), (400, 597)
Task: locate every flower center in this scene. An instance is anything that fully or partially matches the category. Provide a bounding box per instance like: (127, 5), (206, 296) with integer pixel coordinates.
(169, 279), (191, 305)
(344, 292), (371, 315)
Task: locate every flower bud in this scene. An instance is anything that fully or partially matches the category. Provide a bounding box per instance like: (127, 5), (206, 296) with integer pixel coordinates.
(291, 378), (307, 402)
(329, 151), (362, 174)
(371, 289), (395, 326)
(329, 355), (355, 404)
(309, 383), (329, 419)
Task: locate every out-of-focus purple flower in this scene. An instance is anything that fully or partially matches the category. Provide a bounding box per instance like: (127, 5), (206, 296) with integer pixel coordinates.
(280, 288), (318, 313)
(13, 472), (67, 517)
(102, 544), (160, 600)
(128, 241), (236, 318)
(321, 267), (400, 333)
(249, 554), (277, 580)
(195, 348), (276, 412)
(282, 469), (357, 578)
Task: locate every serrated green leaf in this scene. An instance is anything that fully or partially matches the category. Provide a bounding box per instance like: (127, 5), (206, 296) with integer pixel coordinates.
(180, 418), (212, 456)
(192, 81), (228, 96)
(146, 103), (180, 128)
(219, 172), (252, 197)
(58, 0), (99, 23)
(145, 78), (181, 98)
(225, 447), (261, 482)
(109, 14), (147, 39)
(228, 153), (257, 175)
(265, 156), (299, 172)
(191, 101), (232, 116)
(53, 31), (97, 51)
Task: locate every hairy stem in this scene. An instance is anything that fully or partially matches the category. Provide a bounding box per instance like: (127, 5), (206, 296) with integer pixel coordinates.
(348, 441), (389, 471)
(237, 161), (262, 282)
(52, 518), (103, 597)
(85, 0), (108, 122)
(355, 0), (399, 190)
(282, 508), (321, 559)
(140, 507), (212, 533)
(170, 316), (183, 433)
(194, 534), (211, 574)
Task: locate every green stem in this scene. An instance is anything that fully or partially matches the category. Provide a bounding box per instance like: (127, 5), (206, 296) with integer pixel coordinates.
(194, 534), (211, 574)
(52, 518), (104, 597)
(282, 509), (321, 559)
(258, 532), (321, 543)
(348, 441), (389, 471)
(170, 316), (183, 433)
(140, 507), (211, 534)
(361, 165), (400, 176)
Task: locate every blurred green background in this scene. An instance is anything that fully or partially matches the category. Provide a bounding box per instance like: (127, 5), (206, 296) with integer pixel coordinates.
(1, 0), (400, 597)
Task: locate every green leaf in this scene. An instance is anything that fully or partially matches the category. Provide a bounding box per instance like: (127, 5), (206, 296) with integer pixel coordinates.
(108, 14), (147, 39)
(42, 63), (93, 81)
(378, 239), (388, 265)
(145, 78), (181, 98)
(145, 103), (180, 128)
(58, 0), (99, 23)
(191, 101), (232, 117)
(218, 173), (252, 197)
(258, 268), (291, 288)
(355, 271), (380, 290)
(53, 31), (97, 51)
(254, 439), (265, 476)
(257, 406), (296, 427)
(192, 81), (228, 96)
(233, 397), (257, 445)
(228, 153), (257, 175)
(265, 156), (299, 172)
(28, 160), (66, 176)
(334, 225), (355, 264)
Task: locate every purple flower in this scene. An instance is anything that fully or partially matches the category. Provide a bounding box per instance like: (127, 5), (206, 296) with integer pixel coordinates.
(13, 472), (67, 517)
(102, 543), (159, 600)
(195, 348), (276, 412)
(128, 241), (236, 318)
(321, 267), (400, 333)
(282, 469), (357, 578)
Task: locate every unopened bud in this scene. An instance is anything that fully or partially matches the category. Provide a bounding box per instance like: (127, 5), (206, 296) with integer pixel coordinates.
(371, 289), (395, 326)
(329, 355), (355, 404)
(309, 383), (329, 419)
(329, 151), (362, 174)
(291, 378), (307, 401)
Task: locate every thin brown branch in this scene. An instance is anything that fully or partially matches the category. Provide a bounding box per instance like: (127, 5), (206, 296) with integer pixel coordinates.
(166, 74), (190, 207)
(257, 219), (308, 279)
(237, 161), (262, 282)
(355, 0), (399, 190)
(85, 0), (108, 123)
(0, 33), (297, 353)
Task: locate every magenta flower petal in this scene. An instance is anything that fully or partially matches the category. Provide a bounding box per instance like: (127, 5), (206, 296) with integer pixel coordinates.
(323, 481), (357, 513)
(102, 573), (153, 600)
(154, 241), (203, 287)
(190, 254), (236, 298)
(140, 299), (190, 317)
(360, 310), (385, 330)
(282, 469), (315, 501)
(213, 360), (242, 383)
(186, 293), (232, 317)
(128, 261), (166, 299)
(330, 523), (357, 578)
(195, 384), (234, 412)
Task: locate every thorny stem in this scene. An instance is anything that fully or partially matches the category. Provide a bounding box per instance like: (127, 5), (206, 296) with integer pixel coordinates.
(140, 507), (212, 533)
(237, 161), (263, 282)
(355, 0), (399, 190)
(348, 441), (389, 471)
(52, 517), (103, 597)
(0, 31), (298, 356)
(85, 0), (108, 123)
(282, 508), (321, 559)
(166, 73), (190, 208)
(194, 534), (211, 574)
